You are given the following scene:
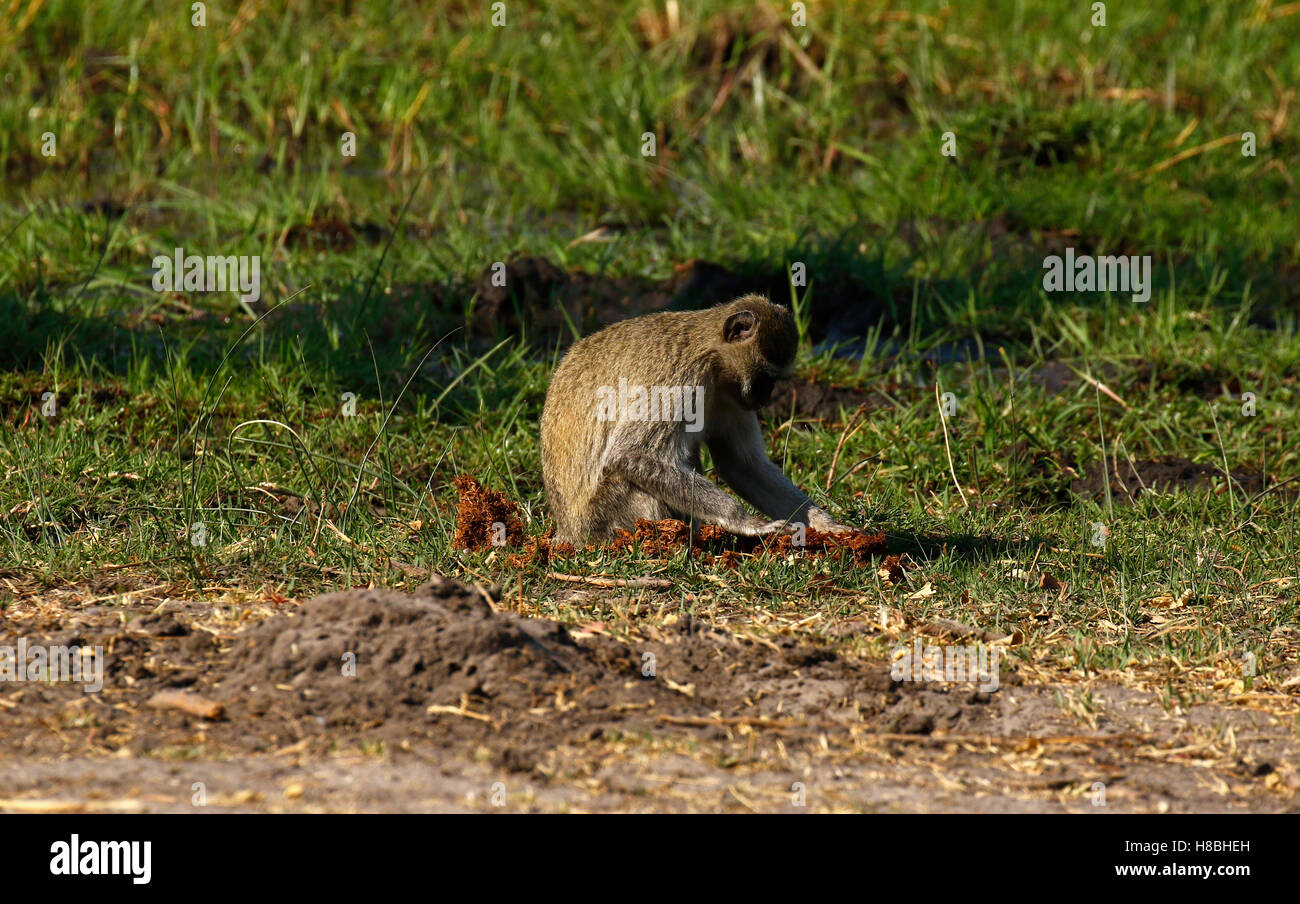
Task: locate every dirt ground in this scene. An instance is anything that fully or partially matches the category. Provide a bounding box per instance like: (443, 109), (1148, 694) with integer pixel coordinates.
(2, 577), (1296, 813)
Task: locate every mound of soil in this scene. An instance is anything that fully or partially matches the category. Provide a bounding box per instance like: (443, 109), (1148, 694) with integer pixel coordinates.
(0, 577), (997, 775)
(208, 578), (986, 770)
(218, 577), (643, 736)
(8, 576), (1300, 811)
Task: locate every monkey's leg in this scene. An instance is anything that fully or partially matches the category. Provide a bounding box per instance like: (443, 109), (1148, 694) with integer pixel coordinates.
(610, 456), (792, 536)
(710, 419), (855, 533)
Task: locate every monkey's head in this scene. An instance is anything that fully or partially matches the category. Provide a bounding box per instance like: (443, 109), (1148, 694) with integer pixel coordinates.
(713, 295), (798, 410)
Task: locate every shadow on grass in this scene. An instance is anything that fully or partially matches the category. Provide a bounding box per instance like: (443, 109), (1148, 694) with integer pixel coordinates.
(885, 529), (1055, 568)
(2, 212), (1294, 422)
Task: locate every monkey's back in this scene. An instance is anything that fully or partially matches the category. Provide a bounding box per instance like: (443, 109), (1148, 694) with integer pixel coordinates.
(540, 310), (718, 539)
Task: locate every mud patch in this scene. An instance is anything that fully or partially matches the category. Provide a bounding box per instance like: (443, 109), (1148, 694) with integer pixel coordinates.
(998, 441), (1268, 506)
(467, 255), (792, 341)
(766, 376), (889, 422)
(995, 359), (1252, 404)
(466, 255), (883, 348)
(469, 255), (676, 340)
(283, 216), (390, 252)
(1071, 457), (1263, 500)
(1132, 360), (1247, 401)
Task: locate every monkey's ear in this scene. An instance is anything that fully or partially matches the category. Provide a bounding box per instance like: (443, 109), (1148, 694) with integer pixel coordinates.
(723, 310), (758, 343)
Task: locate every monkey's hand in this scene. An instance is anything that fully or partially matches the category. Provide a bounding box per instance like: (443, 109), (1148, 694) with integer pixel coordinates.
(809, 509), (858, 534)
(734, 518), (801, 537)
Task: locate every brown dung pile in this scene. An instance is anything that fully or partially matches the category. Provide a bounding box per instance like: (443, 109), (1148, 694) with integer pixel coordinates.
(451, 475), (526, 551)
(452, 477), (887, 565)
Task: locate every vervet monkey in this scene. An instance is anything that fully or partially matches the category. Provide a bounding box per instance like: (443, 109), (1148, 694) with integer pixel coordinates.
(540, 295), (856, 544)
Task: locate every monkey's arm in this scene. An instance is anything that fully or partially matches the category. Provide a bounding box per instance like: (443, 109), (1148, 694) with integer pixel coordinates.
(709, 415), (855, 532)
(610, 453), (791, 537)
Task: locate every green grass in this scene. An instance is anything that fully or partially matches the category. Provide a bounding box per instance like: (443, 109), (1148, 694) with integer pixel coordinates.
(2, 0), (1299, 703)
